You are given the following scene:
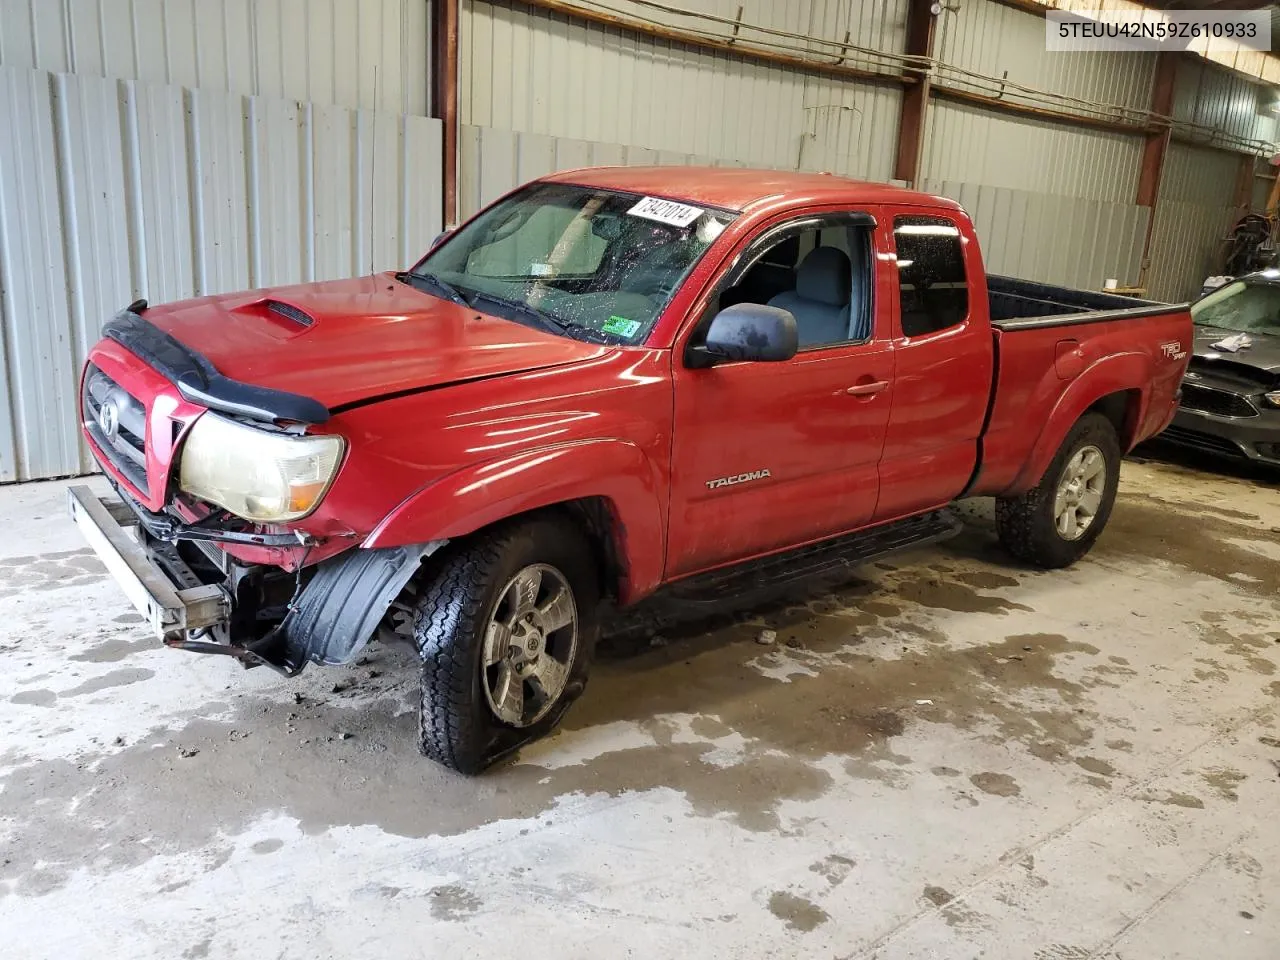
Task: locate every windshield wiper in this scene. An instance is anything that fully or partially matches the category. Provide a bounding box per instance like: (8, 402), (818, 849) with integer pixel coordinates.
(466, 291), (612, 344)
(396, 270), (470, 307)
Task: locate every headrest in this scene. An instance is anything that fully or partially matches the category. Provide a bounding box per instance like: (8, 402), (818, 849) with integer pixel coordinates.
(795, 247), (852, 306)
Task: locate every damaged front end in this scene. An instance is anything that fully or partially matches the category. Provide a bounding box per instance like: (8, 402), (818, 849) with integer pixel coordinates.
(68, 481), (442, 676)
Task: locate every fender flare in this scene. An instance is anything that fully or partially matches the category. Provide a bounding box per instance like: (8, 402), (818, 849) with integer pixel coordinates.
(364, 439), (667, 603)
(1011, 351), (1151, 492)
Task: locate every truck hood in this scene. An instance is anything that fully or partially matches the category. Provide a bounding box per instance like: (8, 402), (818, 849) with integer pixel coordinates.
(1192, 325), (1280, 377)
(144, 273), (609, 410)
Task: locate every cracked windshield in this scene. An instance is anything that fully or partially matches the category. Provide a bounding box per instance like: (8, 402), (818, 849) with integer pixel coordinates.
(411, 183), (735, 343)
(1192, 279), (1280, 334)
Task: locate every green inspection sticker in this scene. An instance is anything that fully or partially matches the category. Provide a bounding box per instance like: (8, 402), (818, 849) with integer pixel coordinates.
(602, 315), (642, 338)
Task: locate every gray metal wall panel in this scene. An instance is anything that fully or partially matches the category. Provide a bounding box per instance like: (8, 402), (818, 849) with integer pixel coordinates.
(1145, 143), (1240, 302)
(1172, 60), (1273, 148)
(0, 64), (442, 482)
(921, 100), (1143, 203)
(461, 0), (901, 180)
(936, 0), (1155, 110)
(590, 0), (908, 56)
(57, 72), (136, 473)
(920, 178), (1149, 293)
(0, 0), (429, 114)
(457, 123), (893, 219)
(0, 66), (77, 481)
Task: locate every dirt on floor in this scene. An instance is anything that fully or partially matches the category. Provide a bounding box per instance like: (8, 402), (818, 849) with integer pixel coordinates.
(1, 451), (1278, 959)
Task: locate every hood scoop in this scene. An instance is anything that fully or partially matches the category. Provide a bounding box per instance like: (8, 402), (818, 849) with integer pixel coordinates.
(264, 299), (315, 328)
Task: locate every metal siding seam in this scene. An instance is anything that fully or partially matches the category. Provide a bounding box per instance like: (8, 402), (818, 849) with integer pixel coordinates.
(0, 67), (76, 478)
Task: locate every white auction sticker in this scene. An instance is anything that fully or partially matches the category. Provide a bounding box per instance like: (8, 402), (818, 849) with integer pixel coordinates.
(627, 196), (704, 228)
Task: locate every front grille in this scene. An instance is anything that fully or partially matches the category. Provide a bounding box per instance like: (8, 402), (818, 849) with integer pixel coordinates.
(82, 363), (149, 494)
(1178, 383), (1258, 419)
(1160, 425), (1246, 458)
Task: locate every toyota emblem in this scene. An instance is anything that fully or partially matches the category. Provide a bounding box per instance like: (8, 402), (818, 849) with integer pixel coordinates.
(97, 399), (120, 440)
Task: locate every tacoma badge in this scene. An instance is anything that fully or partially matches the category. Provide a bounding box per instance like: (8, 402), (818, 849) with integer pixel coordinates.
(705, 469), (771, 490)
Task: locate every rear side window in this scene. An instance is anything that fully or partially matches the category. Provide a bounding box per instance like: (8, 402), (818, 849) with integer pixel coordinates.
(894, 216), (969, 337)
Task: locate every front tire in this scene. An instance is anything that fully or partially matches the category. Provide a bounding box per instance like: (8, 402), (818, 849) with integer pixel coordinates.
(995, 413), (1121, 569)
(412, 517), (599, 774)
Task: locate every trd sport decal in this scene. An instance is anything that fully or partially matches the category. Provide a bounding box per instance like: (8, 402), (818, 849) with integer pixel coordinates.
(705, 469), (771, 490)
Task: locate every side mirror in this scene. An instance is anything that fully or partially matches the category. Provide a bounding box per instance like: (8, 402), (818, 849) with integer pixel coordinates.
(694, 303), (798, 365)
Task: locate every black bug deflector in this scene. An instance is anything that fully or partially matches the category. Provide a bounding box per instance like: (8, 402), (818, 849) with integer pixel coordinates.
(103, 309), (331, 425)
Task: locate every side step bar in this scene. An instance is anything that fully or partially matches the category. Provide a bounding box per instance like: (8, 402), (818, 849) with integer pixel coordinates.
(606, 508), (962, 637)
(668, 508), (962, 604)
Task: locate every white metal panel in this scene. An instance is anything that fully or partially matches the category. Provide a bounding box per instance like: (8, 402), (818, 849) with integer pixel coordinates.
(191, 87), (252, 296)
(461, 0), (902, 180)
(936, 0), (1155, 111)
(594, 0), (909, 56)
(403, 114), (445, 262)
(921, 100), (1143, 204)
(0, 63), (443, 481)
(133, 81), (197, 302)
(1145, 143), (1240, 302)
(921, 178), (1149, 292)
(248, 95), (307, 287)
(56, 72), (136, 473)
(311, 103), (358, 281)
(0, 66), (77, 481)
(1172, 59), (1273, 149)
(0, 0), (429, 114)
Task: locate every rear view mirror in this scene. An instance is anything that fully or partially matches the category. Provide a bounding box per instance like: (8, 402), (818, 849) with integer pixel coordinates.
(430, 229), (452, 250)
(695, 303), (798, 365)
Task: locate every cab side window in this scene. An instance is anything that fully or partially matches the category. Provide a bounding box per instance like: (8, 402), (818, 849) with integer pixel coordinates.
(894, 216), (969, 337)
(717, 221), (873, 349)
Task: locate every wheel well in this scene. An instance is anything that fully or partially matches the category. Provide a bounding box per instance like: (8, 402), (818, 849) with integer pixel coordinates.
(552, 497), (626, 601)
(1088, 389), (1141, 449)
(425, 497), (628, 602)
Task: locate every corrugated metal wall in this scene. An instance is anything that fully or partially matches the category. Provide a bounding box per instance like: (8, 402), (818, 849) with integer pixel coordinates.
(1172, 59), (1276, 149)
(0, 64), (443, 482)
(1144, 143), (1241, 303)
(920, 179), (1149, 292)
(0, 0), (429, 114)
(922, 1), (1147, 203)
(591, 0), (908, 54)
(935, 0), (1155, 110)
(460, 0), (902, 180)
(921, 101), (1142, 203)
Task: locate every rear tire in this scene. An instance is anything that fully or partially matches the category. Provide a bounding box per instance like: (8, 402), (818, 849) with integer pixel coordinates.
(412, 516), (599, 774)
(995, 413), (1121, 569)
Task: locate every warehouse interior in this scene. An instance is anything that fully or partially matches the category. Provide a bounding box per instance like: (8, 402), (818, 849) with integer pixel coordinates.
(2, 1), (1280, 957)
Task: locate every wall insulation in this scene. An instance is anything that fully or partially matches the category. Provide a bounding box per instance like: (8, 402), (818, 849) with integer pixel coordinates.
(0, 0), (429, 114)
(0, 65), (442, 482)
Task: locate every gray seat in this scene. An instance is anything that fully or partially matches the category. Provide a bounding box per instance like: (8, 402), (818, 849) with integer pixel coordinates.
(767, 247), (851, 348)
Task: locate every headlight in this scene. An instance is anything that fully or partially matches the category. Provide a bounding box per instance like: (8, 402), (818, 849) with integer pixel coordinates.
(179, 414), (344, 522)
(1264, 390), (1280, 408)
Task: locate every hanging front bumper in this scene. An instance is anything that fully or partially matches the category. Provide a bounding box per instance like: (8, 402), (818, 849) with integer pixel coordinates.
(67, 484), (230, 639)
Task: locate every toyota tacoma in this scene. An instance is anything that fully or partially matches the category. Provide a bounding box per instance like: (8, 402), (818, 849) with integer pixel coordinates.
(70, 167), (1191, 772)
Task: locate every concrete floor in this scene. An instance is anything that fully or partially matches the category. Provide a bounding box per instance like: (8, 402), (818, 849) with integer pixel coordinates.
(1, 453), (1278, 959)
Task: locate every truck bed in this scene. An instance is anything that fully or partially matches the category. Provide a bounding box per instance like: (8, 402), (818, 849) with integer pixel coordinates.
(987, 275), (1174, 328)
(970, 275), (1192, 498)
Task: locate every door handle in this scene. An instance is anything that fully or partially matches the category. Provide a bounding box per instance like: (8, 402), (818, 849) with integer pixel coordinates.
(845, 380), (889, 397)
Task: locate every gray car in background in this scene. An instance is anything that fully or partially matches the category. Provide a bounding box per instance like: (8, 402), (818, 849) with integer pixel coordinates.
(1164, 272), (1280, 467)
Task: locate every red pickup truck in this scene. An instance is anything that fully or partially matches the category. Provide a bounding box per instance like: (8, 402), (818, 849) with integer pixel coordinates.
(70, 168), (1190, 772)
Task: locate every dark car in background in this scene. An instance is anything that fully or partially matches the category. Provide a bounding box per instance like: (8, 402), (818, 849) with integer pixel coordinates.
(1164, 272), (1280, 467)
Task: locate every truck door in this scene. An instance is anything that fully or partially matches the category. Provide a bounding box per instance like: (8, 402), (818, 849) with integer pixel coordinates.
(874, 208), (992, 521)
(665, 209), (896, 578)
